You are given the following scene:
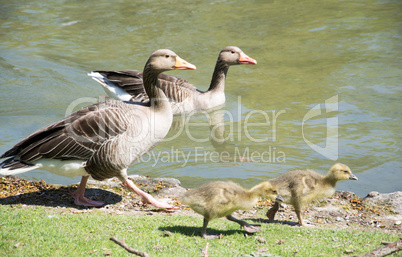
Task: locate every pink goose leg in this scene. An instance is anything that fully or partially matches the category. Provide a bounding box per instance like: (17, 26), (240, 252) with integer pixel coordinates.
(72, 176), (106, 207)
(123, 179), (178, 209)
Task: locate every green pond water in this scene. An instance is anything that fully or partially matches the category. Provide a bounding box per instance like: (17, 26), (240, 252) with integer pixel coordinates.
(0, 0), (401, 197)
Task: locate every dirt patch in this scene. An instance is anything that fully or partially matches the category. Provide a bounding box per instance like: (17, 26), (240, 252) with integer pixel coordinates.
(1, 176), (401, 234)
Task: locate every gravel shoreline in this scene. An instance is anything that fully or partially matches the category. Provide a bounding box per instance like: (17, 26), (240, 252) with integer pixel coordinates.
(1, 175), (401, 235)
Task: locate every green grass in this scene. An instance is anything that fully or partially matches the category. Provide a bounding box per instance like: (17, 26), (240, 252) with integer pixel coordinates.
(0, 205), (399, 257)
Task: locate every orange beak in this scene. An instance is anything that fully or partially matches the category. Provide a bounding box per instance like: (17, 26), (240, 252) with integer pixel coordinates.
(238, 52), (257, 65)
(175, 56), (197, 70)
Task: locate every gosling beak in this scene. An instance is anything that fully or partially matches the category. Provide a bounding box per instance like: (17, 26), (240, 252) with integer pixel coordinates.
(276, 194), (284, 202)
(238, 52), (257, 65)
(174, 56), (196, 70)
(349, 174), (358, 180)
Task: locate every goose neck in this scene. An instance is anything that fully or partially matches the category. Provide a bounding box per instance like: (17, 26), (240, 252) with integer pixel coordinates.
(207, 61), (229, 93)
(143, 67), (171, 112)
(323, 174), (338, 187)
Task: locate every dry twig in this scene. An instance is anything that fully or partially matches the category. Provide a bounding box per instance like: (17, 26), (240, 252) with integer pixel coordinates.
(201, 242), (210, 257)
(355, 240), (402, 257)
(110, 237), (150, 257)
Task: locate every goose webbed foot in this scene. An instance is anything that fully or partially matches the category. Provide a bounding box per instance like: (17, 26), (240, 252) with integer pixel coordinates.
(73, 193), (106, 207)
(266, 201), (280, 222)
(226, 215), (261, 234)
(72, 176), (106, 207)
(202, 233), (219, 239)
(243, 224), (261, 233)
(140, 192), (179, 209)
(266, 208), (276, 222)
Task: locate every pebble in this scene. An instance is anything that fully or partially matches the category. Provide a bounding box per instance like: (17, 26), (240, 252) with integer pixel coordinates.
(255, 237), (266, 244)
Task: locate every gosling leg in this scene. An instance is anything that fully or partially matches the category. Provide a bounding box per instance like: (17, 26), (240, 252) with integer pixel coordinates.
(295, 209), (315, 227)
(201, 218), (219, 239)
(226, 215), (261, 233)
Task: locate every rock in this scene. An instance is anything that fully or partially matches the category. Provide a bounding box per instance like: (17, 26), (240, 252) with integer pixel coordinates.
(83, 175), (186, 198)
(363, 191), (402, 228)
(334, 191), (360, 200)
(86, 178), (121, 188)
(366, 191), (381, 198)
(127, 175), (186, 197)
(363, 191), (402, 214)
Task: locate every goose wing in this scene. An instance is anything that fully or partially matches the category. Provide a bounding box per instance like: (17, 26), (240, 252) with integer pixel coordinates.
(91, 70), (198, 103)
(1, 101), (131, 166)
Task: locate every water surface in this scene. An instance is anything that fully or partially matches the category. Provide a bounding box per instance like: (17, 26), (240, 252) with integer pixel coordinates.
(1, 0), (401, 197)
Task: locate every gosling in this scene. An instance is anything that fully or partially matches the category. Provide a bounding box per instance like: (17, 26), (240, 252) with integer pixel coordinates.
(266, 163), (358, 227)
(181, 181), (283, 239)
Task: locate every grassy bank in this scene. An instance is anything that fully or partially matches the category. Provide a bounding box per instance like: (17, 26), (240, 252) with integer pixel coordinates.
(1, 205), (399, 256)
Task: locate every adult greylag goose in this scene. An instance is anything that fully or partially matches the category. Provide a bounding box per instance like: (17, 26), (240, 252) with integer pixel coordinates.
(181, 181), (283, 239)
(88, 46), (257, 114)
(266, 163), (358, 227)
(0, 49), (196, 208)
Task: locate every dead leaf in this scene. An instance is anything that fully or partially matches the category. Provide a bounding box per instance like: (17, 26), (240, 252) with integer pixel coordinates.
(345, 249), (355, 254)
(103, 250), (112, 255)
(162, 231), (173, 237)
(255, 237), (266, 244)
(276, 239), (286, 245)
(152, 245), (163, 251)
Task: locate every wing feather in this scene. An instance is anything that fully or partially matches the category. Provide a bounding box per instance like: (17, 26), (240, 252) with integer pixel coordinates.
(0, 101), (132, 164)
(92, 70), (198, 104)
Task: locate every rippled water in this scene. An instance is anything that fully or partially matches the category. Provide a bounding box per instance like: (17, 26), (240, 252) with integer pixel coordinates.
(0, 0), (401, 197)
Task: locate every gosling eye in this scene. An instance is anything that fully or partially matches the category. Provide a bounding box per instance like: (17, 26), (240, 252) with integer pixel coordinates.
(164, 54), (170, 58)
(272, 190), (277, 194)
(343, 170), (349, 173)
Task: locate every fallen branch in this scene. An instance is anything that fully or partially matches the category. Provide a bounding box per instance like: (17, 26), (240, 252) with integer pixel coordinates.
(201, 242), (209, 257)
(110, 237), (150, 257)
(355, 240), (402, 257)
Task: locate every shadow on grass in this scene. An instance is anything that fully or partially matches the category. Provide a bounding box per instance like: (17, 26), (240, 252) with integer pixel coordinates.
(159, 225), (255, 238)
(0, 186), (122, 209)
(248, 217), (300, 227)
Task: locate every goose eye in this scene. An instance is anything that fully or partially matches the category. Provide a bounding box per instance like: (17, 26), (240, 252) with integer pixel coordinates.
(165, 54), (170, 58)
(231, 50), (235, 54)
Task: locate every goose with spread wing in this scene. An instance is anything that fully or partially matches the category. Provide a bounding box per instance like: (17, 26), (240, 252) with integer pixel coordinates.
(0, 49), (196, 208)
(88, 46), (256, 114)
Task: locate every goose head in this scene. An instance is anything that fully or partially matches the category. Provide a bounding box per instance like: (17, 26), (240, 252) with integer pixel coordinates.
(145, 49), (196, 73)
(329, 163), (358, 181)
(219, 46), (257, 66)
(254, 181), (284, 201)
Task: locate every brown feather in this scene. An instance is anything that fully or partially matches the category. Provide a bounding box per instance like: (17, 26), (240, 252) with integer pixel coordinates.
(94, 70), (196, 103)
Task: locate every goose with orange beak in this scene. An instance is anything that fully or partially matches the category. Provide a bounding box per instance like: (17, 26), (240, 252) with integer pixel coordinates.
(0, 49), (195, 208)
(89, 46), (256, 114)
